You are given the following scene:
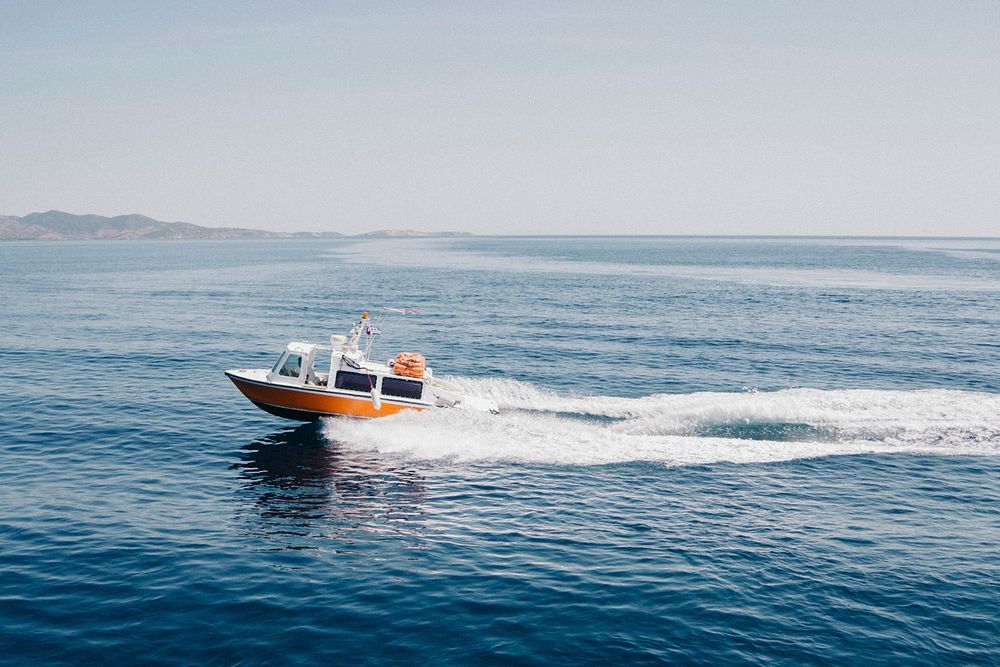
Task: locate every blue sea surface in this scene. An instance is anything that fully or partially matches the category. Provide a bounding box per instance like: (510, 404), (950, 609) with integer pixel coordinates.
(1, 236), (999, 664)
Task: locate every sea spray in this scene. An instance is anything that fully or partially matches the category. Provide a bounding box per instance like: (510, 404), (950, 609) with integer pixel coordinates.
(323, 383), (1000, 466)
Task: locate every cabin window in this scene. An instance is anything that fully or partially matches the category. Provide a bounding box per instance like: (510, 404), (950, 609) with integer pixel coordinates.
(276, 353), (303, 378)
(381, 376), (423, 400)
(334, 371), (377, 393)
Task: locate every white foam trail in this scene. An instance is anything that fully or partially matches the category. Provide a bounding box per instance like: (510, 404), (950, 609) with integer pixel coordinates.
(322, 381), (1000, 466)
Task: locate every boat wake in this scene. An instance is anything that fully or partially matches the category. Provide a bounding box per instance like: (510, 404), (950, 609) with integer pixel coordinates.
(321, 379), (1000, 466)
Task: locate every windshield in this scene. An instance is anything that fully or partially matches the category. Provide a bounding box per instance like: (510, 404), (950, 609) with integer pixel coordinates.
(272, 353), (303, 378)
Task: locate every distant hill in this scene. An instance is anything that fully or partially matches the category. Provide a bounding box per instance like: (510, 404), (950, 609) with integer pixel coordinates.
(0, 211), (469, 240)
(0, 211), (345, 240)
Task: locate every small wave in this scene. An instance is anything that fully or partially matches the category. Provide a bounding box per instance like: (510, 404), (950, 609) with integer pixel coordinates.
(322, 380), (1000, 466)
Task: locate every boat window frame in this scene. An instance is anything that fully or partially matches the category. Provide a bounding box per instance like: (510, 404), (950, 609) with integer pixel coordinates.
(381, 376), (424, 400)
(334, 370), (378, 393)
(270, 352), (287, 375)
(276, 352), (304, 379)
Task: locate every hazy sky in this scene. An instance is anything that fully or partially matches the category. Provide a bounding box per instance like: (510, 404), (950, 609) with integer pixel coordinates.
(2, 1), (998, 235)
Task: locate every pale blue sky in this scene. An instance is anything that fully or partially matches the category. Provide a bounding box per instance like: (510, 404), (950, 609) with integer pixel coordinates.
(2, 1), (998, 235)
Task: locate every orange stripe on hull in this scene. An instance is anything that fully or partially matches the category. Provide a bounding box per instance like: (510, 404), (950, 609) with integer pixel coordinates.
(229, 376), (427, 419)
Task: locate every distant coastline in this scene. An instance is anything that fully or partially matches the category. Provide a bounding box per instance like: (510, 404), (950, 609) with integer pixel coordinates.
(0, 210), (472, 241)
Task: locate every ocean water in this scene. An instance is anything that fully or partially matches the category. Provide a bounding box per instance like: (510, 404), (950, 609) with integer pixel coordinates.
(1, 236), (999, 664)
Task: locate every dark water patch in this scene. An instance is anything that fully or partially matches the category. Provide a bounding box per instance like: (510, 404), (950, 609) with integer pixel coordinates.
(693, 421), (842, 442)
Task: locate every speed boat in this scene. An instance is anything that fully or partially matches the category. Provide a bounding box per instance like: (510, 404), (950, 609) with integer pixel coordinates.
(225, 309), (499, 421)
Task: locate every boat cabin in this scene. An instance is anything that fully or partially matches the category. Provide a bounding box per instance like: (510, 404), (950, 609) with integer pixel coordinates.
(266, 340), (430, 402)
